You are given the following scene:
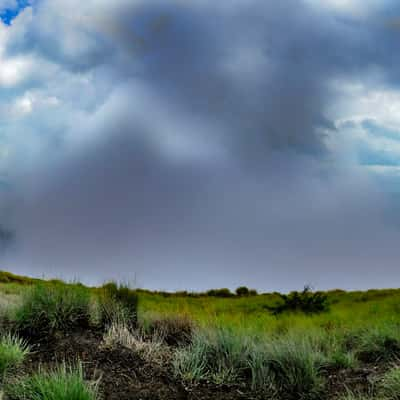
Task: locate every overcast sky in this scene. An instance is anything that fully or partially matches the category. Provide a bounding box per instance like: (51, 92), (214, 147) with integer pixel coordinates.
(0, 0), (400, 291)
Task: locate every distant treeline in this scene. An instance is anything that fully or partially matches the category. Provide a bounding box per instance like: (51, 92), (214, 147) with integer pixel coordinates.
(137, 286), (259, 298)
(0, 270), (399, 303)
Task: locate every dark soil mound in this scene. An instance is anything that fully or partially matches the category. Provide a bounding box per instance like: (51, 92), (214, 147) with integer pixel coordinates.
(23, 330), (259, 400)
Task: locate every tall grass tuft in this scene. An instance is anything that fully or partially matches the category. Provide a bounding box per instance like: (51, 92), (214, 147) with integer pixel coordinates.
(173, 327), (249, 384)
(13, 283), (92, 336)
(0, 333), (29, 379)
(97, 282), (138, 329)
(174, 327), (325, 399)
(103, 322), (169, 365)
(261, 338), (325, 399)
(352, 325), (400, 363)
(379, 366), (400, 400)
(5, 362), (98, 400)
(145, 314), (194, 346)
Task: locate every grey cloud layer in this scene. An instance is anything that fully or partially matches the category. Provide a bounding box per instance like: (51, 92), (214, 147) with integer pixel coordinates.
(1, 0), (400, 290)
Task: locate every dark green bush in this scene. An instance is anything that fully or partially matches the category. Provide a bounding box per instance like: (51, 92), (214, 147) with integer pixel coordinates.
(235, 286), (258, 296)
(235, 286), (250, 296)
(266, 286), (329, 315)
(206, 288), (234, 298)
(14, 283), (92, 336)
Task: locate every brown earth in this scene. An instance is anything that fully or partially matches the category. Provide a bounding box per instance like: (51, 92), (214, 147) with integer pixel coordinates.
(22, 330), (259, 400)
(17, 329), (384, 400)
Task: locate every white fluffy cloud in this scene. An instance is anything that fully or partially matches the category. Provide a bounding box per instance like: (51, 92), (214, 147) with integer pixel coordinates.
(305, 0), (386, 18)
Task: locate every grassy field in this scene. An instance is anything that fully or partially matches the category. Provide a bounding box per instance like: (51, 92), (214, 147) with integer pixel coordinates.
(1, 270), (400, 399)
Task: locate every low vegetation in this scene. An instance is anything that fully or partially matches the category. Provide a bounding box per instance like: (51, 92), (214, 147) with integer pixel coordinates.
(0, 271), (400, 399)
(103, 321), (169, 365)
(5, 363), (98, 400)
(378, 367), (400, 400)
(266, 285), (329, 315)
(0, 333), (29, 379)
(96, 281), (138, 329)
(13, 283), (92, 336)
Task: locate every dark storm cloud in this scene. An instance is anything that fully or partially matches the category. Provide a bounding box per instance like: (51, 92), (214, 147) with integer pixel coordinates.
(2, 0), (400, 290)
(97, 0), (400, 161)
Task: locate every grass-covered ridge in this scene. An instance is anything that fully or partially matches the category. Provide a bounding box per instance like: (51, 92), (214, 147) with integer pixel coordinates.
(1, 270), (400, 399)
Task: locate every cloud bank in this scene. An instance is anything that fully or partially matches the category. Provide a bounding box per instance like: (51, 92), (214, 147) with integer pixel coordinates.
(0, 0), (400, 291)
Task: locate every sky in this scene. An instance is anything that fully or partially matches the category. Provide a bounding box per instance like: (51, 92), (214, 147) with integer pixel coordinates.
(0, 0), (400, 292)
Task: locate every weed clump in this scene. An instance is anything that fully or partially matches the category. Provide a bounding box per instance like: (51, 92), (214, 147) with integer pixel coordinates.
(260, 339), (325, 400)
(379, 366), (400, 399)
(174, 327), (324, 399)
(353, 327), (400, 363)
(0, 333), (29, 379)
(5, 362), (98, 400)
(173, 327), (247, 384)
(103, 322), (170, 365)
(146, 315), (194, 346)
(13, 283), (92, 336)
(97, 282), (138, 329)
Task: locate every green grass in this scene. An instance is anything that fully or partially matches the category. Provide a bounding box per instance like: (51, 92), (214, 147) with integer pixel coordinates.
(338, 394), (375, 400)
(379, 367), (400, 399)
(0, 271), (38, 285)
(96, 282), (138, 328)
(5, 363), (98, 400)
(173, 327), (325, 399)
(13, 283), (92, 335)
(0, 333), (29, 379)
(352, 324), (400, 363)
(263, 339), (325, 399)
(4, 271), (400, 398)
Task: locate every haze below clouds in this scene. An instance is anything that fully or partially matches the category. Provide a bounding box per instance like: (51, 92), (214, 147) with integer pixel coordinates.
(1, 0), (400, 291)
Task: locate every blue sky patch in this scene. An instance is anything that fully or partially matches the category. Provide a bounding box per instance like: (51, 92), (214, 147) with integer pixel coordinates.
(0, 0), (30, 25)
(362, 119), (400, 141)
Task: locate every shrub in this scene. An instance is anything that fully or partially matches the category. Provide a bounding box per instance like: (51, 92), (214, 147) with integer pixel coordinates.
(235, 287), (258, 296)
(267, 286), (329, 315)
(0, 333), (29, 379)
(5, 362), (98, 400)
(97, 282), (138, 329)
(235, 286), (250, 296)
(14, 283), (92, 336)
(206, 288), (234, 298)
